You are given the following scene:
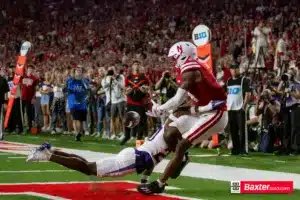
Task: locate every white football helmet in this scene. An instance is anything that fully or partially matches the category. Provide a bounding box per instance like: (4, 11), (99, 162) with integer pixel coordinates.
(168, 41), (198, 68)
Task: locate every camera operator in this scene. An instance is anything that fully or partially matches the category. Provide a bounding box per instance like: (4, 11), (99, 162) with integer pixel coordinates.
(155, 71), (177, 103)
(155, 70), (177, 122)
(270, 68), (300, 155)
(101, 66), (126, 140)
(255, 89), (280, 153)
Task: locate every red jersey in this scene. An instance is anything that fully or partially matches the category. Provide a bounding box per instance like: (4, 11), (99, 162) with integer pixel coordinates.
(21, 74), (38, 102)
(178, 59), (226, 107)
(125, 73), (149, 105)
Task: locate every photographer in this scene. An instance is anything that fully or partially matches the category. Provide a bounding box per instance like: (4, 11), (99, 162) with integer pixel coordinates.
(102, 66), (126, 140)
(270, 68), (300, 155)
(102, 66), (125, 139)
(155, 71), (177, 104)
(155, 71), (177, 123)
(255, 89), (280, 153)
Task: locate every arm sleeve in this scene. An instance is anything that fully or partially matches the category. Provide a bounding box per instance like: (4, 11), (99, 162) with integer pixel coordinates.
(101, 77), (110, 89)
(158, 88), (187, 111)
(116, 75), (125, 89)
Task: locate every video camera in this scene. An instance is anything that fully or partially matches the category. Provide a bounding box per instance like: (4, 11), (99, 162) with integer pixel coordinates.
(164, 72), (171, 79)
(107, 70), (114, 76)
(281, 73), (291, 82)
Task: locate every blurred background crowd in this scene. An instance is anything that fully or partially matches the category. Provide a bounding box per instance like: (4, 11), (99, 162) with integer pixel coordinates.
(1, 0), (300, 155)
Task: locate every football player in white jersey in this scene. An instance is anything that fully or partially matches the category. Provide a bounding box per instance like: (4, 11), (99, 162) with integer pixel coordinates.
(26, 109), (190, 184)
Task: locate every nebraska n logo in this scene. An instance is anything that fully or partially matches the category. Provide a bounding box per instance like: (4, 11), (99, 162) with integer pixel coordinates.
(177, 45), (183, 54)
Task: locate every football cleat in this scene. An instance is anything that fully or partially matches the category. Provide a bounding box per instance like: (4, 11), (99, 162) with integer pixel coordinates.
(75, 133), (82, 142)
(137, 180), (166, 194)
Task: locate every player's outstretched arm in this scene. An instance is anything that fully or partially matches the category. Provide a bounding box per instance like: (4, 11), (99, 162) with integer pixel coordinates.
(158, 71), (196, 112)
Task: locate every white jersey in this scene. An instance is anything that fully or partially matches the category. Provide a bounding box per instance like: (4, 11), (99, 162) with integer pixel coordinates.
(137, 126), (169, 165)
(253, 26), (270, 47)
(96, 125), (170, 177)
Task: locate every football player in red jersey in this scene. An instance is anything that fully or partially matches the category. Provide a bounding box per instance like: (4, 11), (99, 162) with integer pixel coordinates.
(138, 41), (228, 194)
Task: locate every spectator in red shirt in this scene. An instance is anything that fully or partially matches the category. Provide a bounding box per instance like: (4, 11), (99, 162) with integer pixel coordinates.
(21, 65), (38, 132)
(121, 60), (149, 145)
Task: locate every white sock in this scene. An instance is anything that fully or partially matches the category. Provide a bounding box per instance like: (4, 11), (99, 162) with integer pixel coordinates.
(157, 179), (166, 187)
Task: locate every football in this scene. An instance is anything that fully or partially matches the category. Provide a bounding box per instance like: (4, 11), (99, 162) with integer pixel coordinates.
(123, 111), (140, 128)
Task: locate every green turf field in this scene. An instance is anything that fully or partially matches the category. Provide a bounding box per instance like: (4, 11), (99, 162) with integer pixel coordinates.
(1, 133), (300, 200)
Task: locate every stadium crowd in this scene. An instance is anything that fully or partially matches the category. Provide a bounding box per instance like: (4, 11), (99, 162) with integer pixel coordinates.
(1, 0), (300, 154)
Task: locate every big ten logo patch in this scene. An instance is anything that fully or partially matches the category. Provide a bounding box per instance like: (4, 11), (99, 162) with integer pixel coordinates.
(228, 87), (241, 95)
(231, 181), (241, 193)
(194, 32), (207, 40)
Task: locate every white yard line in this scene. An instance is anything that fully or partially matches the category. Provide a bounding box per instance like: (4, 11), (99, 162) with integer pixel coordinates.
(0, 170), (73, 173)
(2, 141), (300, 190)
(7, 156), (27, 159)
(275, 160), (287, 163)
(190, 154), (230, 157)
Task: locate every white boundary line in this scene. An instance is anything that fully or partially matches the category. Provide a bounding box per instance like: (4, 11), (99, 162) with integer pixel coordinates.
(0, 181), (202, 200)
(0, 170), (73, 173)
(0, 192), (70, 200)
(0, 180), (179, 190)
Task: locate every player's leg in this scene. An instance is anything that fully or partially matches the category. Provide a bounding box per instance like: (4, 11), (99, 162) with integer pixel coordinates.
(26, 146), (97, 176)
(52, 150), (88, 162)
(110, 103), (118, 138)
(159, 126), (191, 184)
(49, 153), (97, 176)
(96, 147), (136, 177)
(117, 101), (125, 135)
(139, 110), (228, 194)
(166, 110), (228, 179)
